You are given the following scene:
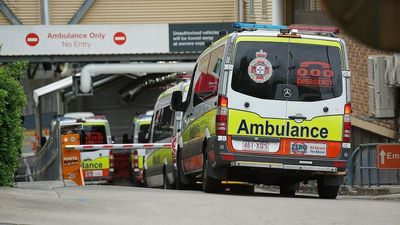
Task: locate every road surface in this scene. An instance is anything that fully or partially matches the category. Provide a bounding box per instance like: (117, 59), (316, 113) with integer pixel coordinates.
(0, 184), (399, 225)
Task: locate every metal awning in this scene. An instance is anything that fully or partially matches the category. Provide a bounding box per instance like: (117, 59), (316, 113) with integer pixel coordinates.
(33, 76), (72, 105)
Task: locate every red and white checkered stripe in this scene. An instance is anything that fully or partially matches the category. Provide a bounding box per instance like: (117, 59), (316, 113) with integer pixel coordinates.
(65, 143), (171, 151)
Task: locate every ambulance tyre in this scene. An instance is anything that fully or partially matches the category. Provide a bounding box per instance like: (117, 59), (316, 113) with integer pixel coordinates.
(317, 182), (339, 199)
(317, 176), (341, 199)
(143, 170), (149, 188)
(279, 182), (298, 197)
(202, 157), (222, 193)
(130, 169), (139, 187)
(162, 166), (171, 189)
(175, 150), (196, 190)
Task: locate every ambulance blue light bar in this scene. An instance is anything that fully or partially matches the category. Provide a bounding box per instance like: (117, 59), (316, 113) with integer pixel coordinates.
(233, 23), (288, 30)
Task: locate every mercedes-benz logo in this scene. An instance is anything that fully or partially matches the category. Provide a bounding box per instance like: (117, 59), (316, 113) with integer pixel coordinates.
(283, 88), (292, 98)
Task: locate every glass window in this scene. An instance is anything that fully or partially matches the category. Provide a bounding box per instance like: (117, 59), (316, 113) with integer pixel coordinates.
(249, 0), (255, 17)
(152, 107), (174, 142)
(82, 125), (107, 144)
(262, 0), (267, 18)
(138, 124), (150, 143)
(293, 0), (333, 26)
(193, 45), (225, 107)
(232, 41), (342, 102)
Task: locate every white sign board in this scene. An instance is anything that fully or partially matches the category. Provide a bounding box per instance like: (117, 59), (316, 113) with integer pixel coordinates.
(0, 25), (169, 56)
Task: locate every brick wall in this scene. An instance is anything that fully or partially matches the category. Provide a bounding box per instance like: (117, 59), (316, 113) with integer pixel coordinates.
(342, 35), (397, 131)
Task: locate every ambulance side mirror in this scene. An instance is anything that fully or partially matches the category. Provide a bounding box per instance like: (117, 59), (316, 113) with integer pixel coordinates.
(171, 91), (185, 111)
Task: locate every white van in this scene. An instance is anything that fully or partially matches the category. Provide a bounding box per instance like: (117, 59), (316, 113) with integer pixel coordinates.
(142, 81), (190, 188)
(171, 24), (351, 198)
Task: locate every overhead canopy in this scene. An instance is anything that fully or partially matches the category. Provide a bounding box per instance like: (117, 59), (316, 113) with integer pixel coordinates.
(33, 76), (72, 105)
(33, 62), (195, 104)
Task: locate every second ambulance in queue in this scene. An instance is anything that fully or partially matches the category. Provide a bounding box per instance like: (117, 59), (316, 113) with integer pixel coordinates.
(142, 80), (190, 188)
(56, 112), (113, 183)
(170, 23), (351, 198)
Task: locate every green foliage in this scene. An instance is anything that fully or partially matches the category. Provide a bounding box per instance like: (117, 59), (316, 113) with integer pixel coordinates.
(0, 61), (27, 186)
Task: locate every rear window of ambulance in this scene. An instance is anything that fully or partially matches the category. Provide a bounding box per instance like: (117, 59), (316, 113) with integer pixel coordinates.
(82, 125), (107, 144)
(231, 41), (342, 101)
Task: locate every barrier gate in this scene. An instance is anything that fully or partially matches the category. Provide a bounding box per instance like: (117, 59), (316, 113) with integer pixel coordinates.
(15, 119), (171, 186)
(63, 141), (171, 186)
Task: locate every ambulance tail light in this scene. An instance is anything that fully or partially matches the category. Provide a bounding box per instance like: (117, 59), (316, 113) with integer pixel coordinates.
(216, 95), (228, 136)
(343, 103), (352, 143)
(218, 95), (228, 108)
(133, 150), (139, 169)
(109, 151), (114, 168)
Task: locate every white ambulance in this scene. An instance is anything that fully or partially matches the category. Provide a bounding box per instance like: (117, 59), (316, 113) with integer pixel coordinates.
(142, 81), (190, 188)
(57, 112), (113, 183)
(171, 23), (351, 198)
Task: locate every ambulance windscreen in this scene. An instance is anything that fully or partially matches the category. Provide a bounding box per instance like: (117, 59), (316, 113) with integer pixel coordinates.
(232, 41), (342, 102)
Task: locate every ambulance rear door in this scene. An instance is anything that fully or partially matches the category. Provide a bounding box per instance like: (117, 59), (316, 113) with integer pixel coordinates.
(228, 35), (345, 156)
(284, 38), (345, 159)
(81, 123), (111, 180)
(228, 36), (290, 154)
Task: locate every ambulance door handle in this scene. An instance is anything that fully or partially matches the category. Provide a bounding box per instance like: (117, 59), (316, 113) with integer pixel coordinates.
(288, 115), (307, 120)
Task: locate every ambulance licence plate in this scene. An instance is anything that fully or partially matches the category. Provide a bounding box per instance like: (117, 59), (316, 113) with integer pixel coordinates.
(242, 141), (269, 151)
(85, 170), (103, 178)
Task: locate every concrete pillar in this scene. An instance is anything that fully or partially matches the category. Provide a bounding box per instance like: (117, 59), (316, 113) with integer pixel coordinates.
(272, 0), (284, 25)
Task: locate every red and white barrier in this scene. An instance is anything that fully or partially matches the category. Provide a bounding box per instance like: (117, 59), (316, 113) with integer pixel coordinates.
(65, 143), (171, 151)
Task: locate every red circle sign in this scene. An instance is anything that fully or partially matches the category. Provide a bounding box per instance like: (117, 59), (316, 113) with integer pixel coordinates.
(171, 136), (177, 155)
(26, 33), (39, 46)
(113, 32), (126, 45)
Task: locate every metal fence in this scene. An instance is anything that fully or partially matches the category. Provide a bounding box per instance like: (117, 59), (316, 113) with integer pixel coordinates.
(15, 121), (62, 182)
(348, 143), (400, 187)
(14, 153), (36, 182)
(34, 120), (62, 181)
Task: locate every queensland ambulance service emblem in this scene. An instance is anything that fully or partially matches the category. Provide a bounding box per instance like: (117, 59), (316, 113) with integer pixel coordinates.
(247, 50), (273, 83)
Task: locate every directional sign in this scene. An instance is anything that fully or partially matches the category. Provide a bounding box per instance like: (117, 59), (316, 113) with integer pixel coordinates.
(377, 144), (400, 169)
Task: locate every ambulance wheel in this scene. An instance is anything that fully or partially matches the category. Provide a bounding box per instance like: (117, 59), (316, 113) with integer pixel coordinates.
(143, 170), (149, 188)
(279, 186), (296, 197)
(162, 167), (171, 189)
(318, 182), (339, 199)
(279, 182), (298, 197)
(175, 150), (196, 190)
(202, 157), (222, 193)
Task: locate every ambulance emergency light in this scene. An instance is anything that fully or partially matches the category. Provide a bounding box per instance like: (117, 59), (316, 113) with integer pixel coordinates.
(233, 23), (288, 30)
(233, 23), (340, 34)
(289, 25), (340, 34)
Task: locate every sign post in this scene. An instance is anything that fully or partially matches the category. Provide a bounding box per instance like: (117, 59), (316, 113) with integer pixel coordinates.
(377, 144), (400, 169)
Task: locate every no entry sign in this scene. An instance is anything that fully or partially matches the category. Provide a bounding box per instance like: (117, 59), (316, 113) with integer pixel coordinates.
(0, 24), (169, 55)
(26, 33), (39, 46)
(171, 136), (177, 155)
(113, 32), (126, 45)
